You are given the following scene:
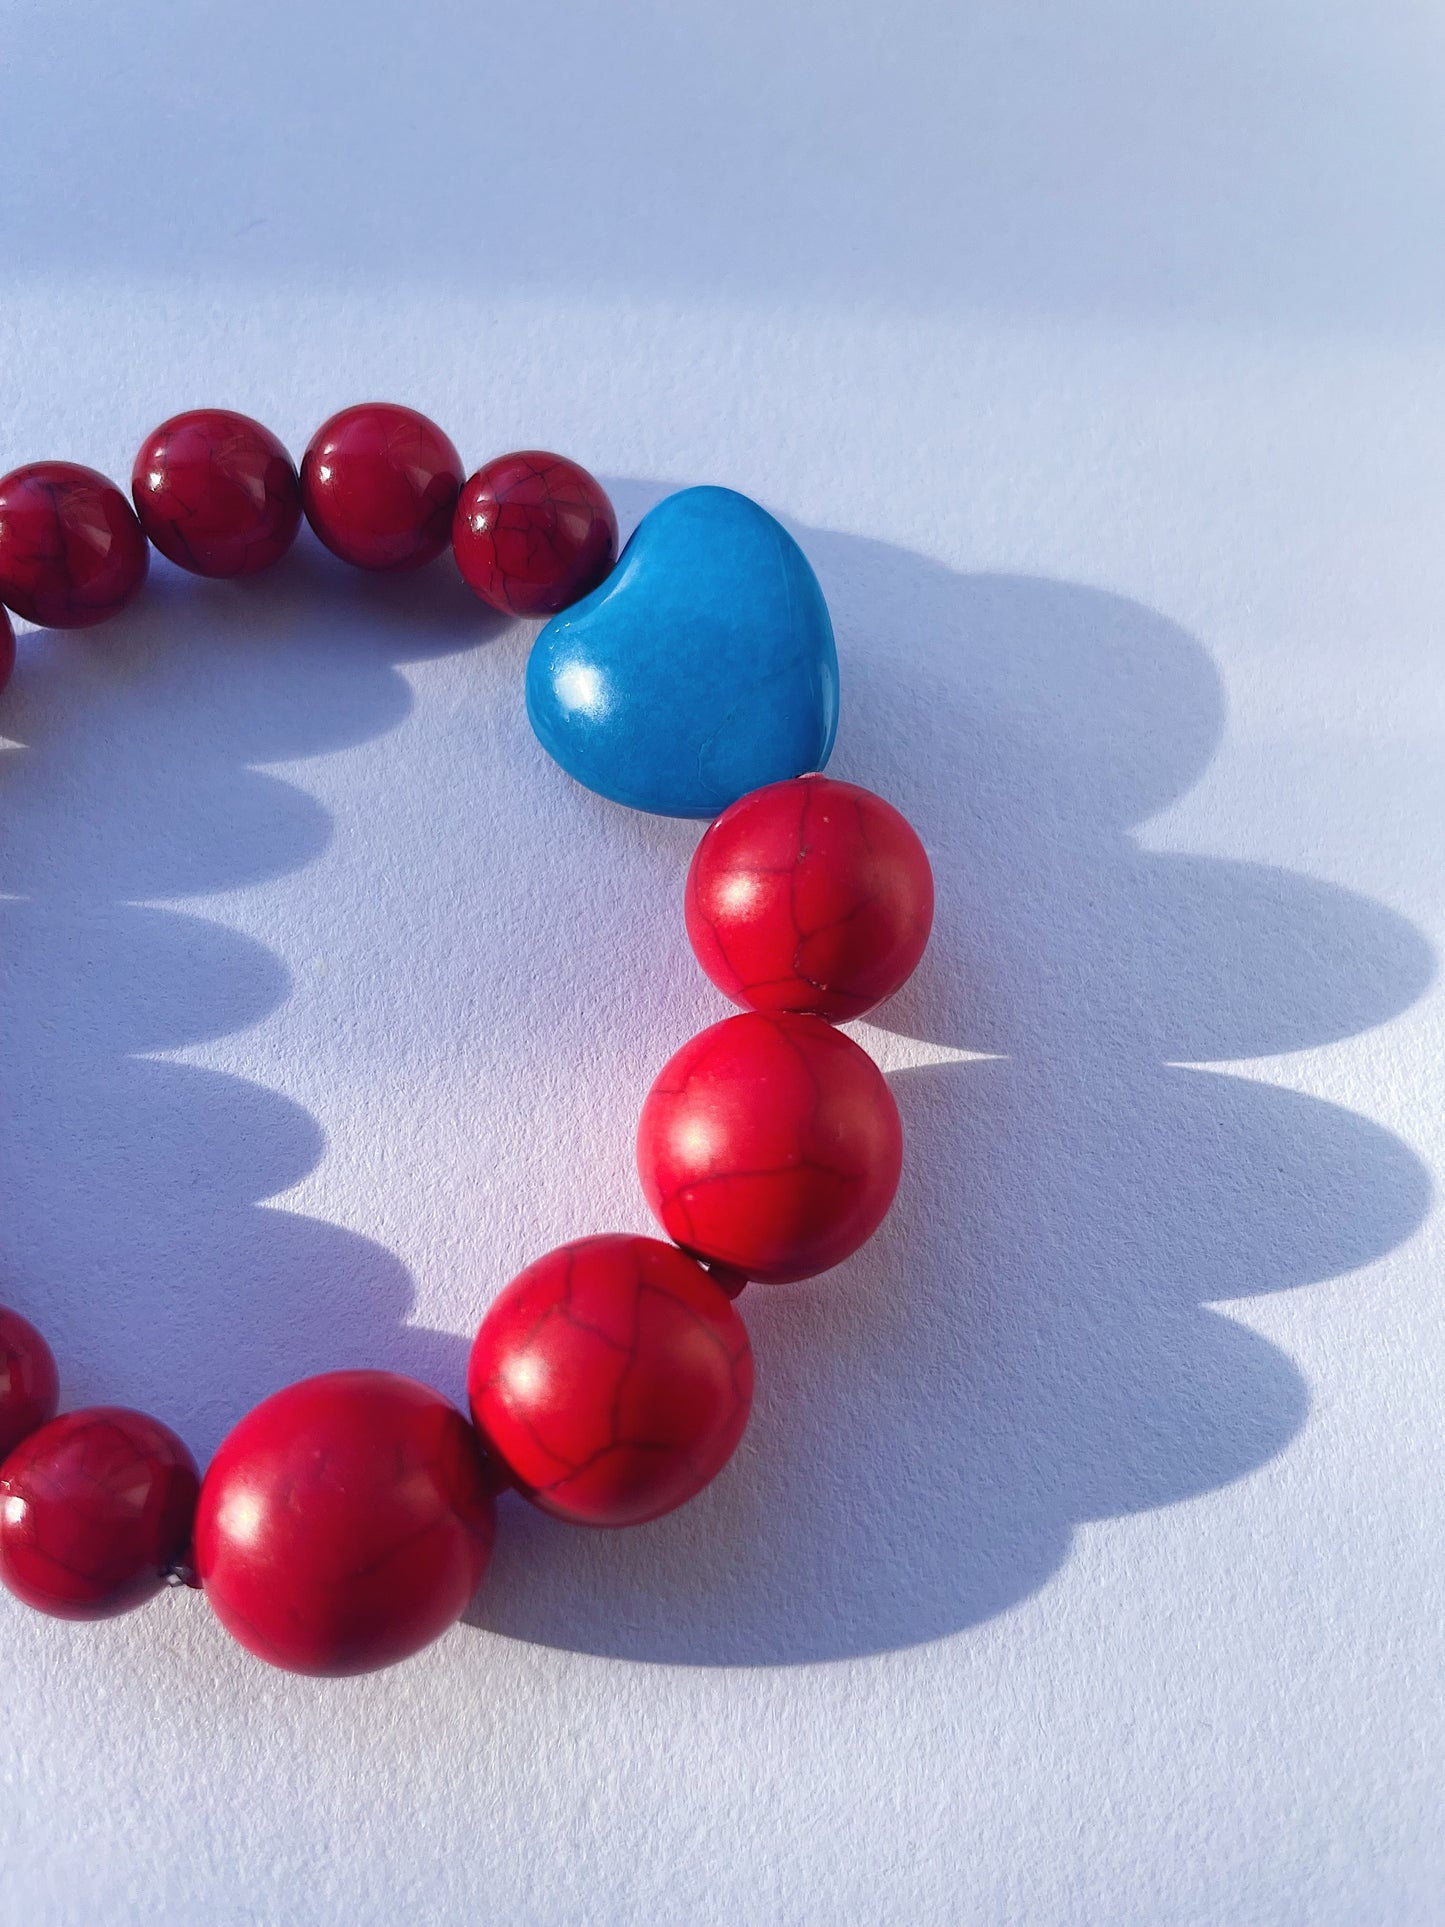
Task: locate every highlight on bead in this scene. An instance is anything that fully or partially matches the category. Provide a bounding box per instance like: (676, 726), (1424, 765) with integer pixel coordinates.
(0, 400), (933, 1674)
(468, 1234), (753, 1527)
(300, 401), (464, 572)
(453, 450), (618, 617)
(132, 408), (302, 578)
(195, 1371), (496, 1677)
(686, 773), (935, 1021)
(636, 1011), (905, 1284)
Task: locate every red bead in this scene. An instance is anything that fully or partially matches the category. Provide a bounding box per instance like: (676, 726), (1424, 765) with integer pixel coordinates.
(300, 403), (463, 572)
(194, 1371), (495, 1676)
(637, 1012), (902, 1284)
(131, 409), (301, 578)
(0, 607), (14, 694)
(468, 1235), (753, 1527)
(0, 1408), (198, 1619)
(686, 775), (935, 1022)
(0, 1308), (59, 1461)
(0, 462), (149, 628)
(452, 451), (617, 616)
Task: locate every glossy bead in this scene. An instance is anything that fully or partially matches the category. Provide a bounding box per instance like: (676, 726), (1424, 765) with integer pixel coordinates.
(526, 486), (838, 818)
(0, 606), (14, 694)
(131, 409), (301, 577)
(686, 775), (935, 1022)
(300, 403), (463, 571)
(195, 1370), (495, 1676)
(0, 1308), (59, 1461)
(452, 451), (617, 617)
(468, 1234), (753, 1527)
(0, 462), (149, 628)
(0, 1408), (198, 1619)
(637, 1012), (902, 1284)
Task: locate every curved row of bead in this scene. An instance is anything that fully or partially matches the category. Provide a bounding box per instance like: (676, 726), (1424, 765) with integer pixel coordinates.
(0, 403), (934, 1675)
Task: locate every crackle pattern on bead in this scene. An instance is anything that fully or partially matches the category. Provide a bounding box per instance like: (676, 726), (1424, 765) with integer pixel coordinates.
(453, 450), (617, 617)
(0, 462), (149, 628)
(132, 409), (302, 578)
(300, 403), (463, 572)
(195, 1370), (495, 1676)
(468, 1235), (753, 1527)
(637, 1012), (903, 1284)
(686, 774), (935, 1022)
(0, 1407), (199, 1620)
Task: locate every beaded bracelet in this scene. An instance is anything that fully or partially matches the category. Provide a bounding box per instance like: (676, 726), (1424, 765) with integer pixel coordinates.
(0, 403), (934, 1677)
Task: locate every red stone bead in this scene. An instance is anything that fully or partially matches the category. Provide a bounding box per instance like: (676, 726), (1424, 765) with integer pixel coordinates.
(131, 409), (301, 578)
(0, 606), (14, 694)
(452, 451), (617, 616)
(194, 1371), (495, 1676)
(468, 1234), (752, 1527)
(300, 403), (463, 572)
(686, 775), (935, 1023)
(0, 462), (149, 628)
(0, 1308), (59, 1461)
(637, 1012), (902, 1284)
(0, 1408), (198, 1619)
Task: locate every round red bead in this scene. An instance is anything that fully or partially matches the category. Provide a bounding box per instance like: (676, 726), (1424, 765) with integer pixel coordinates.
(0, 606), (14, 694)
(686, 775), (935, 1022)
(0, 462), (149, 628)
(452, 451), (617, 616)
(300, 403), (463, 572)
(131, 409), (302, 578)
(637, 1012), (903, 1284)
(0, 1408), (198, 1619)
(194, 1370), (495, 1676)
(0, 1308), (59, 1461)
(468, 1235), (753, 1527)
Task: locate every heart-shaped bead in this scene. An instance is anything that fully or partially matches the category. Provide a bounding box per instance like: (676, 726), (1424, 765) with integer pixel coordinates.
(524, 486), (839, 818)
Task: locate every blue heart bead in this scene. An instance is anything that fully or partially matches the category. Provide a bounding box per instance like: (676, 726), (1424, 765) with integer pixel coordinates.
(524, 486), (839, 819)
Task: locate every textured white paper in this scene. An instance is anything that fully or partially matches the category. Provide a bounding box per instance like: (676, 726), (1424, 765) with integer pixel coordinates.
(1, 5), (1442, 1923)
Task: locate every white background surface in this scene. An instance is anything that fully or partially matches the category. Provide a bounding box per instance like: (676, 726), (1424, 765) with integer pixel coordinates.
(1, 4), (1442, 1923)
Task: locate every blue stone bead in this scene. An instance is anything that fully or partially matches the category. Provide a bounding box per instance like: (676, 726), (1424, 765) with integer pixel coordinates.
(524, 486), (839, 819)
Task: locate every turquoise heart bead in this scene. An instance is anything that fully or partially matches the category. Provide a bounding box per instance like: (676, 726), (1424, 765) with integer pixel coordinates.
(524, 486), (839, 819)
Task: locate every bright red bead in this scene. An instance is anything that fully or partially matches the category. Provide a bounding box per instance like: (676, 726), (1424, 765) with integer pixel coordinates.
(194, 1371), (495, 1676)
(637, 1012), (903, 1284)
(300, 403), (463, 572)
(0, 607), (14, 694)
(131, 409), (301, 578)
(452, 451), (617, 616)
(0, 1308), (59, 1461)
(686, 775), (935, 1022)
(0, 462), (149, 628)
(468, 1235), (753, 1527)
(0, 1408), (198, 1619)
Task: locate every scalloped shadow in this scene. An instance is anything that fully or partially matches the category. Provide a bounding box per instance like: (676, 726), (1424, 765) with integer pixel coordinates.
(466, 504), (1435, 1663)
(0, 508), (1432, 1668)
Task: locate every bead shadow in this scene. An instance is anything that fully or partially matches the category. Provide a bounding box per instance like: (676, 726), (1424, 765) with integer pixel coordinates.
(0, 532), (506, 1457)
(466, 511), (1434, 1664)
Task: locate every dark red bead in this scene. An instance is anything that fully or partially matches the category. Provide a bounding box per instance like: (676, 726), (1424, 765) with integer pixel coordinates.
(468, 1235), (753, 1527)
(0, 1408), (198, 1619)
(452, 451), (617, 616)
(0, 606), (14, 694)
(194, 1371), (495, 1676)
(0, 1308), (59, 1460)
(686, 775), (935, 1023)
(636, 1012), (903, 1284)
(0, 462), (149, 628)
(300, 403), (463, 572)
(131, 409), (302, 578)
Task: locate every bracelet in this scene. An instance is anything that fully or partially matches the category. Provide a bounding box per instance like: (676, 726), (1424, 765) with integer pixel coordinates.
(0, 403), (934, 1676)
